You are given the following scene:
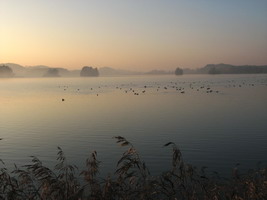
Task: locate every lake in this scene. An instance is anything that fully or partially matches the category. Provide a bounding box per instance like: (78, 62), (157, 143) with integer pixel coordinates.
(0, 74), (267, 176)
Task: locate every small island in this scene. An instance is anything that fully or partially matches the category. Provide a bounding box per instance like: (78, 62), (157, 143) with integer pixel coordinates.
(175, 67), (183, 75)
(80, 66), (99, 77)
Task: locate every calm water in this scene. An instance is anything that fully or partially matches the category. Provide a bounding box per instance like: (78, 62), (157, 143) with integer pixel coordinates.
(1, 74), (267, 176)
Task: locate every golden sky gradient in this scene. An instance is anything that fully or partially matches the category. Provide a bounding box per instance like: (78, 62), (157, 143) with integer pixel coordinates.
(1, 0), (267, 71)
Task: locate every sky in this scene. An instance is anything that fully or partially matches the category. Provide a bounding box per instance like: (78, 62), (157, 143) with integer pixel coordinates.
(0, 0), (267, 71)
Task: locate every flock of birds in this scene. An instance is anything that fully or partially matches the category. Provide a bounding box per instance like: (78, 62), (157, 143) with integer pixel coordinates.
(58, 78), (266, 102)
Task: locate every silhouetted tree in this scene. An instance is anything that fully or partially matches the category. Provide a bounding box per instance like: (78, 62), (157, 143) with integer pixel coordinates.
(80, 66), (99, 77)
(175, 67), (183, 75)
(0, 65), (14, 77)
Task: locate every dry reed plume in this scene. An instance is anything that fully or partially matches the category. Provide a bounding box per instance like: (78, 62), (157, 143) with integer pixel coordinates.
(0, 136), (266, 199)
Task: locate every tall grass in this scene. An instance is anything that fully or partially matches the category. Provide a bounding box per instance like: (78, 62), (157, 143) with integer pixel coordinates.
(1, 136), (266, 199)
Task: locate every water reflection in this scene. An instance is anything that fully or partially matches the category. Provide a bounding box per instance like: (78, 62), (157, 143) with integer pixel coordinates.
(0, 74), (267, 176)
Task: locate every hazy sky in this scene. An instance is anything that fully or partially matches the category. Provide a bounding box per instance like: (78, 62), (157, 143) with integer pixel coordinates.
(1, 0), (267, 70)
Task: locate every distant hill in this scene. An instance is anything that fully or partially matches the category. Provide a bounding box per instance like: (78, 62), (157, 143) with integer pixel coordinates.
(55, 68), (70, 76)
(145, 69), (172, 75)
(1, 63), (142, 77)
(99, 67), (141, 76)
(0, 63), (25, 76)
(0, 63), (76, 77)
(27, 65), (50, 69)
(2, 62), (267, 77)
(43, 68), (60, 77)
(1, 63), (24, 71)
(196, 64), (267, 74)
(0, 65), (14, 77)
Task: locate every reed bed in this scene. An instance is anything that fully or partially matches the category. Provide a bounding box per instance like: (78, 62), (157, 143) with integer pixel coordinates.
(1, 136), (266, 200)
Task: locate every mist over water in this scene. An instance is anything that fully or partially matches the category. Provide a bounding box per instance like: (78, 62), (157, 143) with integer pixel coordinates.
(0, 74), (267, 176)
